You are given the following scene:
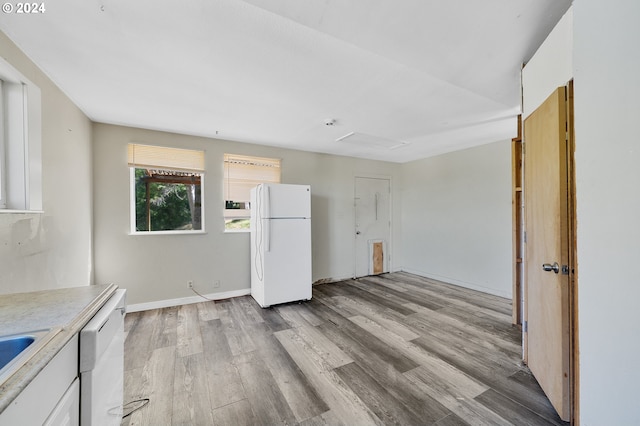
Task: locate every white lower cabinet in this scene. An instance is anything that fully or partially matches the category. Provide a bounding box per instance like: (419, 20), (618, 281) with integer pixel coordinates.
(0, 334), (78, 426)
(44, 378), (79, 426)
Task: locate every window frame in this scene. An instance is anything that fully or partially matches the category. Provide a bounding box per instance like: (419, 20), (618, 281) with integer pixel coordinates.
(223, 154), (281, 232)
(128, 144), (206, 235)
(0, 57), (42, 213)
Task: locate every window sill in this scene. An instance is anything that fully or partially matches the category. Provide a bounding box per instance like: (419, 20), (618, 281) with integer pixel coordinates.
(224, 228), (250, 234)
(0, 209), (44, 214)
(129, 230), (207, 236)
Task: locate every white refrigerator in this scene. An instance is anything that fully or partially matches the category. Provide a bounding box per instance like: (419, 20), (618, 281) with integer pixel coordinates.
(250, 183), (312, 308)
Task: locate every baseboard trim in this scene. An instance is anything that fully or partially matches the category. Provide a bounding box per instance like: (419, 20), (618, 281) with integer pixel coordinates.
(126, 288), (251, 312)
(400, 268), (512, 299)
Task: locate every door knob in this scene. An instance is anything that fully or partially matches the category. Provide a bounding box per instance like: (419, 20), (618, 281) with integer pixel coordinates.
(542, 262), (560, 274)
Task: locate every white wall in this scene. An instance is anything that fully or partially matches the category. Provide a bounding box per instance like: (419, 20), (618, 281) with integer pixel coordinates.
(573, 1), (640, 424)
(524, 3), (640, 422)
(0, 32), (93, 294)
(399, 140), (512, 298)
(522, 8), (573, 119)
(92, 123), (400, 306)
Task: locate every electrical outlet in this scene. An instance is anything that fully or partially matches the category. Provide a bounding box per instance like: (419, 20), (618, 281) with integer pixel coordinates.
(187, 280), (194, 289)
(213, 280), (220, 289)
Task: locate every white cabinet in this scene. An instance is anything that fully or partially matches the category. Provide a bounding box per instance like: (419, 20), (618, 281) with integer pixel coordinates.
(44, 378), (79, 426)
(0, 335), (78, 426)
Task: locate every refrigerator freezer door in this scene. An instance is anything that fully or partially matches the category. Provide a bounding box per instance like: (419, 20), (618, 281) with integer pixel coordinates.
(260, 184), (310, 219)
(257, 218), (311, 307)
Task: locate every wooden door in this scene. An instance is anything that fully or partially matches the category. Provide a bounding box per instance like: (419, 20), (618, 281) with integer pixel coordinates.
(354, 177), (390, 277)
(523, 87), (571, 421)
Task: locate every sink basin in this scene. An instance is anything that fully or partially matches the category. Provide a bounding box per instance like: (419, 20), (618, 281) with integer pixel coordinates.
(0, 335), (36, 370)
(0, 329), (59, 386)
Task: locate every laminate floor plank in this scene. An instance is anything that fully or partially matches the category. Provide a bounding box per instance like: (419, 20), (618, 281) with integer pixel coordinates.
(405, 302), (521, 357)
(121, 367), (143, 426)
(335, 362), (432, 425)
(391, 275), (514, 325)
(405, 366), (513, 426)
(235, 350), (298, 425)
(338, 279), (417, 316)
(153, 306), (179, 350)
(252, 303), (291, 332)
(122, 272), (567, 426)
(406, 313), (523, 374)
(245, 322), (329, 422)
(411, 335), (560, 422)
(230, 296), (265, 326)
(394, 272), (512, 315)
(274, 328), (383, 425)
(368, 275), (465, 314)
(217, 299), (257, 356)
(295, 303), (326, 327)
(176, 303), (203, 358)
(275, 303), (324, 328)
(297, 410), (342, 426)
(172, 352), (213, 425)
(351, 276), (448, 312)
(129, 346), (176, 426)
(124, 308), (161, 371)
(317, 316), (419, 374)
(199, 318), (246, 409)
(475, 388), (563, 426)
(433, 413), (472, 426)
(211, 399), (257, 426)
(320, 313), (451, 422)
(289, 324), (354, 368)
(437, 304), (520, 345)
(196, 301), (219, 321)
(331, 295), (420, 341)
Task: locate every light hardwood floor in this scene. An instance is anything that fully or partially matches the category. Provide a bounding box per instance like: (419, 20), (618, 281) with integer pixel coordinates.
(121, 272), (568, 425)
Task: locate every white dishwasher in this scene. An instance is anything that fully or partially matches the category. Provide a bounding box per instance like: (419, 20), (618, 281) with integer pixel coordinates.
(79, 289), (126, 426)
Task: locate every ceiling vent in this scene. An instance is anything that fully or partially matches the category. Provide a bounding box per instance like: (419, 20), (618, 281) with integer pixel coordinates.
(335, 132), (409, 150)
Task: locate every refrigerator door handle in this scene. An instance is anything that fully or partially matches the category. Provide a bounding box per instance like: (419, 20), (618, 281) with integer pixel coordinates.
(265, 185), (271, 219)
(266, 219), (271, 252)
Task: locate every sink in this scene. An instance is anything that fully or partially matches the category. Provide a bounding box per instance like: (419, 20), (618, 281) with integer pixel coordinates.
(0, 329), (60, 386)
(0, 335), (36, 370)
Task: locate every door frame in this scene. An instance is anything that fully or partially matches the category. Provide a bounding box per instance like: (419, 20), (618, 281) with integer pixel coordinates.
(521, 80), (579, 423)
(566, 80), (579, 425)
(353, 174), (393, 278)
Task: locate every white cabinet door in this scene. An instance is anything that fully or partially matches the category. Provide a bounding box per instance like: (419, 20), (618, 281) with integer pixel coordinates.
(44, 378), (79, 426)
(0, 335), (78, 426)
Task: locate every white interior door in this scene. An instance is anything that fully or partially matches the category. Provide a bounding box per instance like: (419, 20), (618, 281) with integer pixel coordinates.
(354, 177), (391, 278)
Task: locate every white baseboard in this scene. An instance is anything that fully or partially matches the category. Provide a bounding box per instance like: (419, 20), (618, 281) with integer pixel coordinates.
(126, 288), (251, 312)
(400, 268), (512, 299)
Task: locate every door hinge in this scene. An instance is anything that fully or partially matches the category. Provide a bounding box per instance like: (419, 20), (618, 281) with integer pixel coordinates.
(523, 231), (527, 243)
(522, 142), (525, 155)
(523, 321), (528, 332)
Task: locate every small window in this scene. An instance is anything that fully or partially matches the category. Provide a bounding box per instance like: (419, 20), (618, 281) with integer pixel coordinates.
(223, 154), (280, 231)
(0, 58), (42, 212)
(128, 144), (205, 233)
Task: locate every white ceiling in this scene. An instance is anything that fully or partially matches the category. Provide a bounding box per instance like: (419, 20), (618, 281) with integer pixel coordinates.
(0, 0), (571, 163)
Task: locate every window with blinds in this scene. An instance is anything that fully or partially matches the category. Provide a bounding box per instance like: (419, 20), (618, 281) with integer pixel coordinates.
(128, 143), (205, 233)
(223, 154), (281, 230)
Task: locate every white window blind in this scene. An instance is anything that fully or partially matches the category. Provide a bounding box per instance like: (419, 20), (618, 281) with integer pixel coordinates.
(128, 143), (205, 172)
(223, 154), (280, 203)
